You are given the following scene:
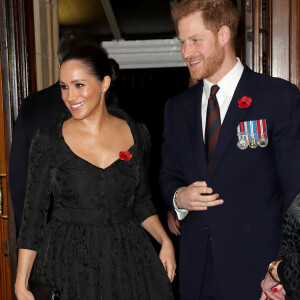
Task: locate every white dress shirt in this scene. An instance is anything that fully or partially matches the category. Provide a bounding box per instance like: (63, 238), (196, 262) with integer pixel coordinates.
(174, 58), (244, 220)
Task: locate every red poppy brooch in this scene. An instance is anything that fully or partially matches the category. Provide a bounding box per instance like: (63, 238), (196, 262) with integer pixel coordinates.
(119, 150), (132, 161)
(237, 96), (252, 108)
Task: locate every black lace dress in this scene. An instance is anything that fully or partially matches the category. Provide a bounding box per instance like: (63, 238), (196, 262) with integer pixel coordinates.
(277, 193), (300, 300)
(17, 109), (173, 300)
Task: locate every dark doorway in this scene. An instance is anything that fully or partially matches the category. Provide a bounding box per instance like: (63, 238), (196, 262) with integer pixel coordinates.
(116, 66), (190, 213)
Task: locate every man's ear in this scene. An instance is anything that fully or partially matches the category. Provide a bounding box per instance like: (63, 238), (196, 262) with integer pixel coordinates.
(218, 25), (231, 47)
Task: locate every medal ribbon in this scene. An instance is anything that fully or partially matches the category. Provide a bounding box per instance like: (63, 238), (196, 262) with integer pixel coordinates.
(237, 123), (241, 135)
(257, 119), (268, 139)
(248, 120), (258, 140)
(256, 120), (262, 140)
(240, 122), (245, 133)
(244, 121), (249, 141)
(262, 119), (268, 139)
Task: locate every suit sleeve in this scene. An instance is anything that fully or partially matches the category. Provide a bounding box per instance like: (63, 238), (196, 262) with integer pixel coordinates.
(159, 100), (187, 211)
(9, 100), (32, 234)
(134, 124), (157, 223)
(17, 130), (52, 251)
(272, 83), (300, 205)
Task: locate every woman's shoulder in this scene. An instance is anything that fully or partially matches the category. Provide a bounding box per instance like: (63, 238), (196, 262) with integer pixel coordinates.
(31, 111), (68, 152)
(288, 193), (300, 218)
(133, 122), (151, 156)
(283, 193), (300, 230)
(109, 108), (151, 144)
(288, 193), (300, 209)
(44, 111), (70, 137)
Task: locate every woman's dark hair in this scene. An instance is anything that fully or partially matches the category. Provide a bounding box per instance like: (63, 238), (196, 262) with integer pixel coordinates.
(61, 45), (113, 82)
(61, 45), (119, 102)
(57, 31), (98, 65)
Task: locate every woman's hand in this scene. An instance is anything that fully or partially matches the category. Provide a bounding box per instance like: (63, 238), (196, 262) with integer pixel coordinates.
(141, 215), (177, 282)
(15, 249), (37, 300)
(159, 239), (176, 282)
(15, 285), (35, 300)
(167, 210), (181, 236)
(260, 272), (286, 300)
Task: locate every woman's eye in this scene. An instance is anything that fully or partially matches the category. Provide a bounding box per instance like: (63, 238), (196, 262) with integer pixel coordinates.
(60, 84), (68, 90)
(75, 83), (84, 88)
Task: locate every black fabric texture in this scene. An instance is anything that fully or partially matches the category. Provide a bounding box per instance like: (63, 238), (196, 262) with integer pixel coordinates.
(277, 193), (300, 300)
(9, 82), (67, 233)
(17, 108), (173, 300)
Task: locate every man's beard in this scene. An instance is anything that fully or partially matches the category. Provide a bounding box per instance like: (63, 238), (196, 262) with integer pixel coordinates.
(188, 43), (225, 81)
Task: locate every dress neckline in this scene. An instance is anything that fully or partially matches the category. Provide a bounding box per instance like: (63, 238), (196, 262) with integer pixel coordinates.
(58, 108), (137, 171)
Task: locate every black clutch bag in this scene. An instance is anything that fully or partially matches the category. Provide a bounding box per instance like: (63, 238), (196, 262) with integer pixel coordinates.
(30, 283), (61, 300)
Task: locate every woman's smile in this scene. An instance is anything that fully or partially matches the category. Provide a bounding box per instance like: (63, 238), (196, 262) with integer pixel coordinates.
(69, 101), (85, 111)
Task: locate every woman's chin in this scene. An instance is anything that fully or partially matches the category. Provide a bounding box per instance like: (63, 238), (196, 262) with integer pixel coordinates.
(68, 110), (86, 120)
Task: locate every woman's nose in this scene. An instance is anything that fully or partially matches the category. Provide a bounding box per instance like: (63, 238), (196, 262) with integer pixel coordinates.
(67, 88), (77, 101)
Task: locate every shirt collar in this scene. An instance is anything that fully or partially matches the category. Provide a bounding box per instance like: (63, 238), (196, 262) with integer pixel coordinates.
(203, 58), (244, 100)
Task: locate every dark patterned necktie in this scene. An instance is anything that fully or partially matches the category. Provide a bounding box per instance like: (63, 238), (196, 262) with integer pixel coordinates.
(205, 85), (221, 171)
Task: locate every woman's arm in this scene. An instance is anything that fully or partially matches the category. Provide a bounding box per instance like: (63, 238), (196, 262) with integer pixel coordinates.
(134, 124), (176, 281)
(15, 130), (52, 299)
(15, 249), (37, 300)
(141, 214), (176, 282)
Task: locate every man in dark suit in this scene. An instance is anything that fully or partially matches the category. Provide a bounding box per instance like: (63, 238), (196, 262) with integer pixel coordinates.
(9, 31), (100, 234)
(159, 0), (300, 299)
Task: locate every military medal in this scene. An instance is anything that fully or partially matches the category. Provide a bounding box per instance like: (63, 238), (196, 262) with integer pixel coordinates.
(237, 122), (249, 150)
(257, 119), (268, 147)
(248, 120), (258, 149)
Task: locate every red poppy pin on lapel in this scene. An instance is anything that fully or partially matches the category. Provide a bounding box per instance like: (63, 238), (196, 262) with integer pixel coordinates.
(237, 96), (252, 108)
(119, 150), (132, 161)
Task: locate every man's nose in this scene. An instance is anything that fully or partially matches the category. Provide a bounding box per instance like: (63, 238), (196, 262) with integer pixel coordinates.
(181, 42), (193, 59)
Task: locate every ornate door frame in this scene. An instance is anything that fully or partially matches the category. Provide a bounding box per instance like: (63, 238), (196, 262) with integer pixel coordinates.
(0, 0), (34, 299)
(245, 0), (300, 87)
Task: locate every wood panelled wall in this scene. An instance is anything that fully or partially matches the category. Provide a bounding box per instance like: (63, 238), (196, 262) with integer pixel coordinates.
(251, 0), (300, 87)
(289, 0), (300, 87)
(33, 0), (59, 91)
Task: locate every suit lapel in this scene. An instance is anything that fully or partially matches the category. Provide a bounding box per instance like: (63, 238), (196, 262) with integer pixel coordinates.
(185, 82), (210, 180)
(209, 66), (258, 180)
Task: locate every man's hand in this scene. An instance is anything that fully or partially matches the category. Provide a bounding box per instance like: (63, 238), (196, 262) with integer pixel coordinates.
(167, 210), (181, 236)
(176, 181), (223, 211)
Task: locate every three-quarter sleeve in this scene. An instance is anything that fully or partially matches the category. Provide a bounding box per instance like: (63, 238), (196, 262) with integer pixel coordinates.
(134, 124), (156, 223)
(17, 129), (51, 251)
(277, 255), (300, 299)
(277, 193), (300, 300)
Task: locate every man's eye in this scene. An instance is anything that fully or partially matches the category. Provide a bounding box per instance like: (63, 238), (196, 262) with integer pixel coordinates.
(179, 40), (186, 45)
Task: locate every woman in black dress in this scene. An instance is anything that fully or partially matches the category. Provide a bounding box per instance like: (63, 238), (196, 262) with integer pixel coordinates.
(260, 193), (300, 300)
(15, 46), (175, 300)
